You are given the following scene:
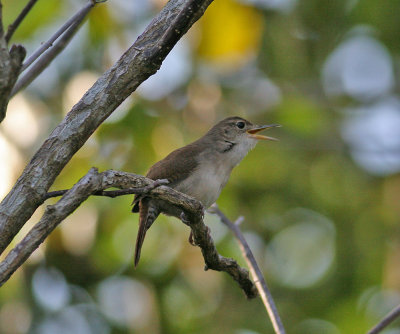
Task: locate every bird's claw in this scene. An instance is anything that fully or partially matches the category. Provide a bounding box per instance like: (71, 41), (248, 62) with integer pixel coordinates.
(154, 178), (169, 186)
(188, 231), (197, 246)
(206, 225), (211, 238)
(181, 212), (198, 246)
(180, 212), (190, 226)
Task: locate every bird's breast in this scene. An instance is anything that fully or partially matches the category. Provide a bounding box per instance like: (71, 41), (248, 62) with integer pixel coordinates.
(174, 161), (232, 208)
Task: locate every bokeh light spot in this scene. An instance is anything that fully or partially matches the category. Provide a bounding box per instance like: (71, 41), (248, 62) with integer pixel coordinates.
(36, 306), (99, 334)
(265, 209), (335, 288)
(97, 276), (154, 329)
(341, 97), (400, 176)
(0, 301), (32, 334)
(0, 133), (24, 200)
(32, 267), (70, 312)
(2, 95), (41, 147)
(322, 31), (394, 101)
(61, 206), (98, 256)
(295, 318), (340, 334)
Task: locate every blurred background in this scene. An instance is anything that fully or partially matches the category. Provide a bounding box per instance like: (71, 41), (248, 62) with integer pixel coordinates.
(1, 0), (400, 333)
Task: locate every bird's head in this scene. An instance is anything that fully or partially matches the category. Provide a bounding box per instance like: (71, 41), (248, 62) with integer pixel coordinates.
(204, 116), (280, 163)
(212, 116), (280, 143)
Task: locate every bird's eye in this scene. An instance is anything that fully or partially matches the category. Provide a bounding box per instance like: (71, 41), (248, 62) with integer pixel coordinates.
(236, 121), (245, 129)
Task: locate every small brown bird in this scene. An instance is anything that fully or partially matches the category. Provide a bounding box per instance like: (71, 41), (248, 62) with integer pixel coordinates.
(132, 116), (280, 266)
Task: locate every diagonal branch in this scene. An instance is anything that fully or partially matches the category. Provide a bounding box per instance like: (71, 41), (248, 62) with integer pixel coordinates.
(5, 0), (39, 43)
(209, 205), (286, 334)
(0, 0), (214, 255)
(0, 169), (257, 299)
(367, 304), (400, 334)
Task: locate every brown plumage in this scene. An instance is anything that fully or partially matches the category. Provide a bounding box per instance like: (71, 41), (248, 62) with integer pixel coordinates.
(132, 116), (279, 267)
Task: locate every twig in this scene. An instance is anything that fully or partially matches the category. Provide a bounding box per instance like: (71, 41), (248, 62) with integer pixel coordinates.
(20, 1), (94, 72)
(0, 169), (257, 298)
(5, 0), (39, 43)
(209, 204), (286, 334)
(11, 6), (88, 96)
(367, 304), (400, 334)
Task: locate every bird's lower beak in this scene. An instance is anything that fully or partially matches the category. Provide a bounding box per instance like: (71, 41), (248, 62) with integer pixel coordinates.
(247, 124), (281, 141)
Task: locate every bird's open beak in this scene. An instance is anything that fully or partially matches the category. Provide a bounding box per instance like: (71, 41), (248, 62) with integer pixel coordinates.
(247, 124), (281, 141)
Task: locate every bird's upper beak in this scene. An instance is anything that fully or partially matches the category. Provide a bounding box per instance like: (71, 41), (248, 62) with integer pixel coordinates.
(247, 124), (281, 141)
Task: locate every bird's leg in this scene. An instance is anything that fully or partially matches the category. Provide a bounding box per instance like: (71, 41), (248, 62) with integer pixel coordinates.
(141, 178), (169, 193)
(188, 231), (196, 246)
(189, 225), (212, 247)
(180, 212), (197, 246)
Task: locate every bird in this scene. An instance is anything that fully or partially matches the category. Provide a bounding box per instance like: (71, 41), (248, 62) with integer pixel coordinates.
(132, 116), (280, 267)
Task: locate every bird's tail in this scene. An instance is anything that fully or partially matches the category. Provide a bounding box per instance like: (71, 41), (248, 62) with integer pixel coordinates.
(134, 217), (147, 267)
(134, 200), (159, 267)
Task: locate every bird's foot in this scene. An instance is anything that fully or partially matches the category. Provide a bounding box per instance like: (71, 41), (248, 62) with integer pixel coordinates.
(205, 225), (211, 239)
(189, 225), (212, 247)
(154, 178), (169, 187)
(141, 178), (169, 194)
(180, 212), (198, 246)
(188, 231), (197, 246)
(180, 212), (191, 226)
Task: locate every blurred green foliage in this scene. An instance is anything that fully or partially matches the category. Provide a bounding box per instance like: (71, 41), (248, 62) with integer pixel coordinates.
(1, 0), (400, 333)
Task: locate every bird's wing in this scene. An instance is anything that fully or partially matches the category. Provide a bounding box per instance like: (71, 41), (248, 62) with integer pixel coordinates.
(146, 143), (200, 184)
(131, 142), (201, 212)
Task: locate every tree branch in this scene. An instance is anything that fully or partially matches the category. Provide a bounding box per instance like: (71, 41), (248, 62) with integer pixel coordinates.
(367, 304), (400, 334)
(20, 0), (95, 73)
(0, 0), (96, 121)
(0, 1), (26, 122)
(0, 41), (26, 122)
(11, 7), (95, 97)
(209, 205), (286, 334)
(5, 0), (39, 44)
(0, 169), (258, 299)
(44, 178), (170, 200)
(0, 168), (101, 286)
(0, 0), (214, 255)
